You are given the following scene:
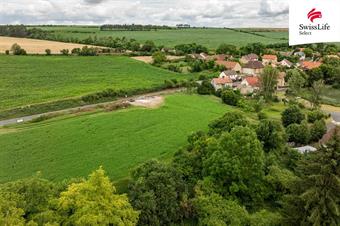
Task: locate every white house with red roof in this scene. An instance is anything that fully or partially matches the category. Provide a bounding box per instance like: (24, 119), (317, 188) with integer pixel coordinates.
(262, 54), (278, 65)
(211, 77), (233, 91)
(240, 76), (260, 94)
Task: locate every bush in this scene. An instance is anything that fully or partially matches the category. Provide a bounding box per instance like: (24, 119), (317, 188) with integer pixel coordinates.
(45, 49), (51, 55)
(257, 111), (268, 120)
(197, 80), (214, 95)
(5, 50), (9, 55)
(307, 110), (325, 123)
(11, 43), (27, 55)
(152, 51), (167, 64)
(71, 48), (81, 55)
(310, 120), (327, 142)
(281, 105), (305, 127)
(167, 64), (181, 73)
(221, 89), (241, 106)
(286, 121), (310, 145)
(60, 49), (69, 56)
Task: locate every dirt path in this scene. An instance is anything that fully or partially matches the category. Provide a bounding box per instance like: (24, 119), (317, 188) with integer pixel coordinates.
(0, 88), (184, 127)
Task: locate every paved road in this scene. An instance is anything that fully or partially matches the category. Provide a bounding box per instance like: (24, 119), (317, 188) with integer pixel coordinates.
(0, 88), (184, 127)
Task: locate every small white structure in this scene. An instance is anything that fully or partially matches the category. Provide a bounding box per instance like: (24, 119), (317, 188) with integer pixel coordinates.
(294, 51), (306, 60)
(211, 77), (233, 91)
(279, 59), (293, 68)
(294, 146), (317, 154)
(219, 70), (239, 81)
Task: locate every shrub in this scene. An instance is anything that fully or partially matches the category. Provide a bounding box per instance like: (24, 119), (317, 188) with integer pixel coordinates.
(307, 110), (325, 123)
(286, 121), (310, 145)
(167, 64), (181, 73)
(11, 43), (27, 55)
(5, 50), (9, 55)
(60, 49), (69, 56)
(281, 105), (305, 127)
(197, 80), (214, 95)
(45, 49), (51, 55)
(221, 89), (241, 106)
(152, 51), (167, 64)
(71, 48), (81, 55)
(310, 120), (327, 142)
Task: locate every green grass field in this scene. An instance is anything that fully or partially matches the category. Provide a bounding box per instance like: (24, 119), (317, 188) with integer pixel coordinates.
(0, 55), (190, 111)
(0, 94), (232, 183)
(34, 26), (288, 49)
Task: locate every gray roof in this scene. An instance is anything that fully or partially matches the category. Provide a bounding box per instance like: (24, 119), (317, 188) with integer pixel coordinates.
(223, 70), (237, 76)
(244, 60), (264, 69)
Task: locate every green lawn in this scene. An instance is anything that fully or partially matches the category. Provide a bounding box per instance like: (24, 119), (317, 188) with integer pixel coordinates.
(0, 94), (232, 183)
(0, 55), (190, 111)
(34, 26), (287, 49)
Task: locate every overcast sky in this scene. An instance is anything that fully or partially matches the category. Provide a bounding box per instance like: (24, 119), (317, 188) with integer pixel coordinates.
(0, 0), (289, 27)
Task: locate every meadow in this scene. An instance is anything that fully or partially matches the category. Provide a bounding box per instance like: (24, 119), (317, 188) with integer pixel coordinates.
(0, 55), (190, 111)
(34, 26), (288, 49)
(0, 94), (232, 183)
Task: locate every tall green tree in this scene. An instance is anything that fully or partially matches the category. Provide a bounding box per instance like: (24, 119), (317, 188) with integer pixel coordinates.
(203, 126), (265, 207)
(309, 80), (325, 109)
(282, 134), (340, 225)
(260, 66), (279, 101)
(288, 69), (306, 96)
(129, 160), (186, 226)
(58, 167), (139, 226)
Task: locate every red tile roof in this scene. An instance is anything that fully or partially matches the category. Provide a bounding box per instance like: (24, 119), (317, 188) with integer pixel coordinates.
(244, 76), (259, 87)
(212, 77), (233, 85)
(301, 61), (322, 70)
(262, 54), (277, 60)
(216, 61), (239, 69)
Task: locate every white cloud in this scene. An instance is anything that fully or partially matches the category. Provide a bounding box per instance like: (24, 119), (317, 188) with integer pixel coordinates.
(0, 0), (289, 27)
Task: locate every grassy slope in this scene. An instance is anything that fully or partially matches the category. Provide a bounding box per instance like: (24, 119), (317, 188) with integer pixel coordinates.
(35, 26), (287, 49)
(0, 55), (190, 111)
(0, 94), (232, 182)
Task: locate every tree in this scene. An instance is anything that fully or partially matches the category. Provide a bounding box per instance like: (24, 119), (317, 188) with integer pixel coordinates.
(193, 193), (249, 226)
(303, 48), (313, 58)
(152, 51), (167, 64)
(0, 192), (25, 226)
(307, 110), (325, 123)
(11, 43), (26, 55)
(286, 121), (310, 145)
(141, 40), (156, 52)
(259, 66), (279, 101)
(221, 89), (241, 106)
(309, 80), (324, 109)
(203, 126), (265, 207)
(282, 134), (340, 225)
(287, 69), (306, 96)
(281, 105), (305, 127)
(216, 44), (237, 55)
(60, 49), (69, 56)
(208, 112), (248, 135)
(58, 167), (139, 226)
(310, 119), (327, 142)
(256, 119), (286, 152)
(128, 160), (185, 226)
(197, 80), (214, 95)
(45, 49), (51, 55)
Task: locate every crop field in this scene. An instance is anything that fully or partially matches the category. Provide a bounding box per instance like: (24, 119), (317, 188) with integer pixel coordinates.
(0, 36), (99, 54)
(34, 26), (288, 49)
(0, 55), (190, 111)
(0, 94), (232, 183)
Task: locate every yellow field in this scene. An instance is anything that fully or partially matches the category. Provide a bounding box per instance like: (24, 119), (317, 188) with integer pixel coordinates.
(0, 36), (99, 54)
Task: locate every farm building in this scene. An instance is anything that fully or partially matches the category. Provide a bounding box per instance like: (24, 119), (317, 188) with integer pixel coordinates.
(242, 61), (264, 75)
(240, 54), (259, 64)
(240, 76), (260, 94)
(262, 54), (278, 65)
(300, 61), (322, 70)
(216, 61), (242, 72)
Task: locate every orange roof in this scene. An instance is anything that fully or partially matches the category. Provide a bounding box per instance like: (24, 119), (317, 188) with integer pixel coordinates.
(212, 77), (233, 85)
(301, 61), (322, 70)
(216, 60), (239, 69)
(262, 54), (277, 60)
(244, 76), (259, 87)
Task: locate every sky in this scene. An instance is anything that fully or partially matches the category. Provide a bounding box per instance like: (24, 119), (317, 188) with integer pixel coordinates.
(0, 0), (289, 27)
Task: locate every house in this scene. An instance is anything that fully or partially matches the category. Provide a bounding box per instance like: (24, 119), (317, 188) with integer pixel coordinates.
(294, 146), (317, 154)
(262, 55), (278, 65)
(301, 61), (322, 70)
(211, 77), (233, 90)
(294, 51), (306, 60)
(216, 61), (242, 72)
(279, 59), (293, 68)
(219, 70), (239, 81)
(242, 61), (264, 75)
(212, 54), (229, 61)
(240, 54), (259, 64)
(240, 76), (260, 94)
(277, 72), (286, 88)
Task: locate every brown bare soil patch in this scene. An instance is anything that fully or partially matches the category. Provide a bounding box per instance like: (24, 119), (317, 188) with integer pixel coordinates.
(129, 96), (164, 108)
(0, 36), (100, 54)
